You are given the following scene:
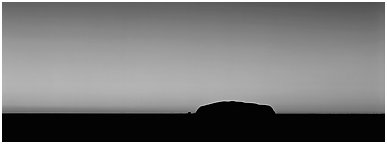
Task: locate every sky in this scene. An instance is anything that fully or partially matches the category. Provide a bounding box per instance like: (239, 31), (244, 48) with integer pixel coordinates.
(3, 2), (385, 113)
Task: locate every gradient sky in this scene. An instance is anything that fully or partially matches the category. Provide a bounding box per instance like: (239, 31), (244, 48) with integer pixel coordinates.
(3, 3), (384, 113)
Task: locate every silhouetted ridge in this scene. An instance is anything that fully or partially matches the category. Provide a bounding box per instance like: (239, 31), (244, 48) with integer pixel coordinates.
(196, 101), (276, 116)
(194, 101), (276, 139)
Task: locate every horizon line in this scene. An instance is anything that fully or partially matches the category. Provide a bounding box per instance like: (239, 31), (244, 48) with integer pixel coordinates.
(2, 112), (385, 114)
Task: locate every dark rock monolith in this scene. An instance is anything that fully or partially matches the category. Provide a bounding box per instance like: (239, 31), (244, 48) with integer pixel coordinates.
(196, 101), (275, 116)
(194, 101), (276, 140)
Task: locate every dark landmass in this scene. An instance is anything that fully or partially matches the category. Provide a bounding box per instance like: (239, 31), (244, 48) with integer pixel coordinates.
(3, 113), (384, 142)
(2, 102), (384, 141)
(196, 101), (276, 116)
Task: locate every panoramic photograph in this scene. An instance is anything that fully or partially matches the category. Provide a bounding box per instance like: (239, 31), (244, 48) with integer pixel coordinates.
(2, 2), (385, 142)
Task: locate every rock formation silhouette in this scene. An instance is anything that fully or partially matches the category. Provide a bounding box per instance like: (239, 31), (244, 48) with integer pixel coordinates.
(196, 101), (276, 116)
(194, 101), (276, 140)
